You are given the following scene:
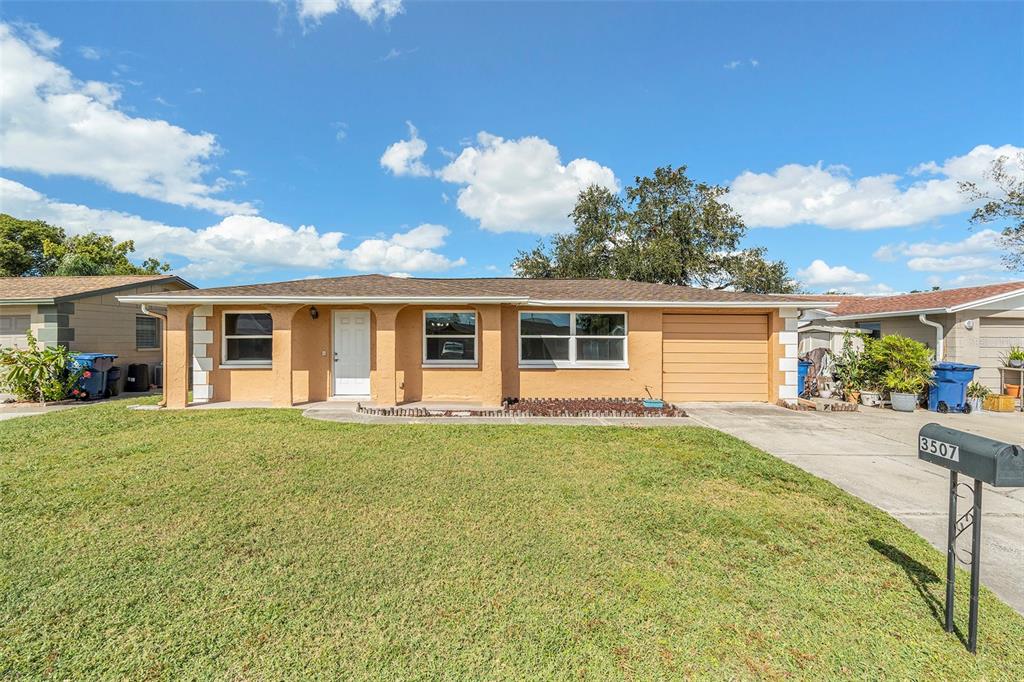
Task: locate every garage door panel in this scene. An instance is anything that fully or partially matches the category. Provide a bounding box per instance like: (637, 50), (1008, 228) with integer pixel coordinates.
(663, 352), (767, 364)
(662, 313), (769, 402)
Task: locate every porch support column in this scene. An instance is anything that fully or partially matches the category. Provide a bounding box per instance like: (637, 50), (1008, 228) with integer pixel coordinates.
(478, 304), (504, 407)
(266, 304), (303, 408)
(370, 305), (403, 406)
(164, 304), (196, 409)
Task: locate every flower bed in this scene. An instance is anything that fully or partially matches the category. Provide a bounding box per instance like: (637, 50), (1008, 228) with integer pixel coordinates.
(357, 397), (686, 418)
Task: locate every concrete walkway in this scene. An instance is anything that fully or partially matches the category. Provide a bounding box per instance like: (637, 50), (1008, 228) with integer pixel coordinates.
(685, 403), (1024, 615)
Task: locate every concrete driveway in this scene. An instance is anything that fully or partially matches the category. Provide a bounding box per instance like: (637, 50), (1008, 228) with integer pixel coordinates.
(685, 403), (1024, 614)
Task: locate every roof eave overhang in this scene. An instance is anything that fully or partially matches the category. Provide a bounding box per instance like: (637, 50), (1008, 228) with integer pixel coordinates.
(0, 298), (55, 305)
(947, 288), (1024, 312)
(117, 294), (837, 309)
(825, 308), (947, 321)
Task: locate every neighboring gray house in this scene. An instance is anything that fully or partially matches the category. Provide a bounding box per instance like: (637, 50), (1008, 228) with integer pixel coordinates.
(0, 275), (194, 391)
(799, 281), (1024, 393)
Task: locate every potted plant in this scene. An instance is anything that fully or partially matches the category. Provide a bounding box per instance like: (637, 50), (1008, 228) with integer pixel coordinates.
(966, 381), (991, 413)
(865, 334), (933, 413)
(1006, 346), (1024, 368)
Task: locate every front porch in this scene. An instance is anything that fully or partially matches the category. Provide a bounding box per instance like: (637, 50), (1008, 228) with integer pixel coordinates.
(162, 303), (505, 409)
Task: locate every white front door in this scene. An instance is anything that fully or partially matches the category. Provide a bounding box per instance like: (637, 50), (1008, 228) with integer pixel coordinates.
(333, 311), (371, 396)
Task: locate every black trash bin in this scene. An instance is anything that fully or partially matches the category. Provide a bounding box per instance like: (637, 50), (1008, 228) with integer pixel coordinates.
(125, 363), (150, 392)
(105, 366), (121, 397)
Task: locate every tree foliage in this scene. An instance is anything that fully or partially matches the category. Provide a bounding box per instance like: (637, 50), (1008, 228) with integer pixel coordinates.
(511, 166), (798, 293)
(958, 151), (1024, 270)
(0, 214), (168, 277)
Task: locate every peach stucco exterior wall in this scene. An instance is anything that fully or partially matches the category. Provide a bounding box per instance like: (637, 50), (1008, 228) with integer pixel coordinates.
(166, 302), (794, 407)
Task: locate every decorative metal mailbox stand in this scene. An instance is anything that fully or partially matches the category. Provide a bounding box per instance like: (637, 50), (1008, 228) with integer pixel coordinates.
(917, 424), (1024, 653)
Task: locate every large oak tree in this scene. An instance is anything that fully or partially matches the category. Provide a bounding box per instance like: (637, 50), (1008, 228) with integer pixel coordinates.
(511, 166), (798, 294)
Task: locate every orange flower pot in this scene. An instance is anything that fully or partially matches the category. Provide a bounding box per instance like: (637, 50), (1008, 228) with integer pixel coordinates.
(1005, 384), (1021, 398)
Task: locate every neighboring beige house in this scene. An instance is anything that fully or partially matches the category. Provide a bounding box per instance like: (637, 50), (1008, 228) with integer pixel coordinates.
(0, 275), (194, 391)
(117, 274), (834, 409)
(799, 281), (1024, 392)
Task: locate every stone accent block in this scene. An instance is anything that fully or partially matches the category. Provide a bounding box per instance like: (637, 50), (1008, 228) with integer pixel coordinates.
(779, 357), (798, 372)
(193, 305), (213, 317)
(192, 316), (207, 331)
(779, 331), (798, 345)
(192, 329), (213, 344)
(193, 356), (213, 371)
(192, 370), (208, 384)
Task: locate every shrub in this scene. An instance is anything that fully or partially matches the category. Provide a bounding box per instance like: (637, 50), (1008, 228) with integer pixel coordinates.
(864, 334), (934, 396)
(832, 333), (867, 394)
(0, 330), (81, 404)
(966, 381), (991, 399)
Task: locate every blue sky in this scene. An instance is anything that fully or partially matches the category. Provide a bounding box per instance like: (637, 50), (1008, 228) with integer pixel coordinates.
(1, 1), (1021, 293)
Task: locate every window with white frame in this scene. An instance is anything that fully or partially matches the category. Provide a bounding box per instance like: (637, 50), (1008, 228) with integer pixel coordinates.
(135, 315), (161, 350)
(223, 312), (273, 365)
(423, 311), (477, 365)
(519, 312), (627, 367)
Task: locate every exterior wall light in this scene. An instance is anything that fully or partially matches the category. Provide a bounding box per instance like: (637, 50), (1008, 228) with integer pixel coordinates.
(310, 306), (319, 320)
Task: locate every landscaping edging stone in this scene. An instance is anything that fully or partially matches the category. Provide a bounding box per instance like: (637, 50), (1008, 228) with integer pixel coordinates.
(357, 397), (687, 419)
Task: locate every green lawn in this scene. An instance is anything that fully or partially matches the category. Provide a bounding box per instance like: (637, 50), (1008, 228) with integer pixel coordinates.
(1, 401), (1022, 679)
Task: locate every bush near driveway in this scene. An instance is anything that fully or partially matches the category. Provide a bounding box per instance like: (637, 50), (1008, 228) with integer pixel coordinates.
(1, 400), (1022, 679)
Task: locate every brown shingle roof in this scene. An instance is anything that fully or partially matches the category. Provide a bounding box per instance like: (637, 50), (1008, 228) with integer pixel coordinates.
(799, 281), (1024, 317)
(0, 275), (190, 302)
(119, 274), (822, 305)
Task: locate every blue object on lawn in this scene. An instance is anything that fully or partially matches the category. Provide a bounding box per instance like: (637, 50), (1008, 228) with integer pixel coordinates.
(70, 353), (118, 399)
(928, 362), (980, 414)
(798, 359), (812, 397)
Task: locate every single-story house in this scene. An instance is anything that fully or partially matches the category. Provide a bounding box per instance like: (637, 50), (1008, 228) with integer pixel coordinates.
(798, 281), (1024, 392)
(0, 275), (194, 391)
(117, 274), (833, 408)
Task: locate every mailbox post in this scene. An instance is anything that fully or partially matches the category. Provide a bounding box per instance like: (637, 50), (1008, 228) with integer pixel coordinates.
(917, 424), (1024, 653)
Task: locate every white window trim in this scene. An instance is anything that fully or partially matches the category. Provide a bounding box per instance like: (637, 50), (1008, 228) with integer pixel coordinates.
(135, 314), (161, 351)
(221, 310), (273, 368)
(422, 310), (478, 368)
(518, 311), (628, 369)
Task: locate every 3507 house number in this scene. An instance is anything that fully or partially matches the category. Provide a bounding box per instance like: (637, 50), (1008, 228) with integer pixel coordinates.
(919, 436), (960, 462)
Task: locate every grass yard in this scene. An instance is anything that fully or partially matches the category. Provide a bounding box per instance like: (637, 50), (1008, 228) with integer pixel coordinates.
(1, 400), (1023, 679)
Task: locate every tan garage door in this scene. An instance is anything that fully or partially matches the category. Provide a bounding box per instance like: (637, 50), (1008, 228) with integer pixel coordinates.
(663, 313), (769, 402)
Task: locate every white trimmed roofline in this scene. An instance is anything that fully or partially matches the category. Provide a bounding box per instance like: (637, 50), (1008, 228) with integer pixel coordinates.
(947, 287), (1024, 312)
(823, 287), (1024, 321)
(117, 294), (836, 309)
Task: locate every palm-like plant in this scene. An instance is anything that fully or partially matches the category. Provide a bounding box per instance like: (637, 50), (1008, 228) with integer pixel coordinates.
(0, 330), (82, 404)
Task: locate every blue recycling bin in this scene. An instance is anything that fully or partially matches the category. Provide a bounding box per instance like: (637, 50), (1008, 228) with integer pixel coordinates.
(798, 359), (812, 397)
(928, 362), (980, 413)
(70, 353), (118, 400)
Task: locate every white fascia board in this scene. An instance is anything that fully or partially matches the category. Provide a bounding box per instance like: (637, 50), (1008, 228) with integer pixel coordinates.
(824, 308), (947, 322)
(0, 298), (55, 305)
(116, 294), (839, 309)
(116, 295), (530, 305)
(524, 300), (838, 309)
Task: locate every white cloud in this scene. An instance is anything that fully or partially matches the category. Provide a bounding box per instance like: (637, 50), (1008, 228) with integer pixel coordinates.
(0, 23), (254, 216)
(874, 229), (1003, 261)
(78, 46), (101, 60)
(437, 132), (619, 234)
(18, 23), (60, 53)
(906, 255), (1002, 273)
(729, 144), (1024, 229)
(341, 224), (465, 272)
(0, 177), (464, 279)
(797, 259), (871, 286)
(724, 60), (741, 70)
(297, 0), (402, 25)
(379, 121), (431, 177)
(874, 228), (1009, 274)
